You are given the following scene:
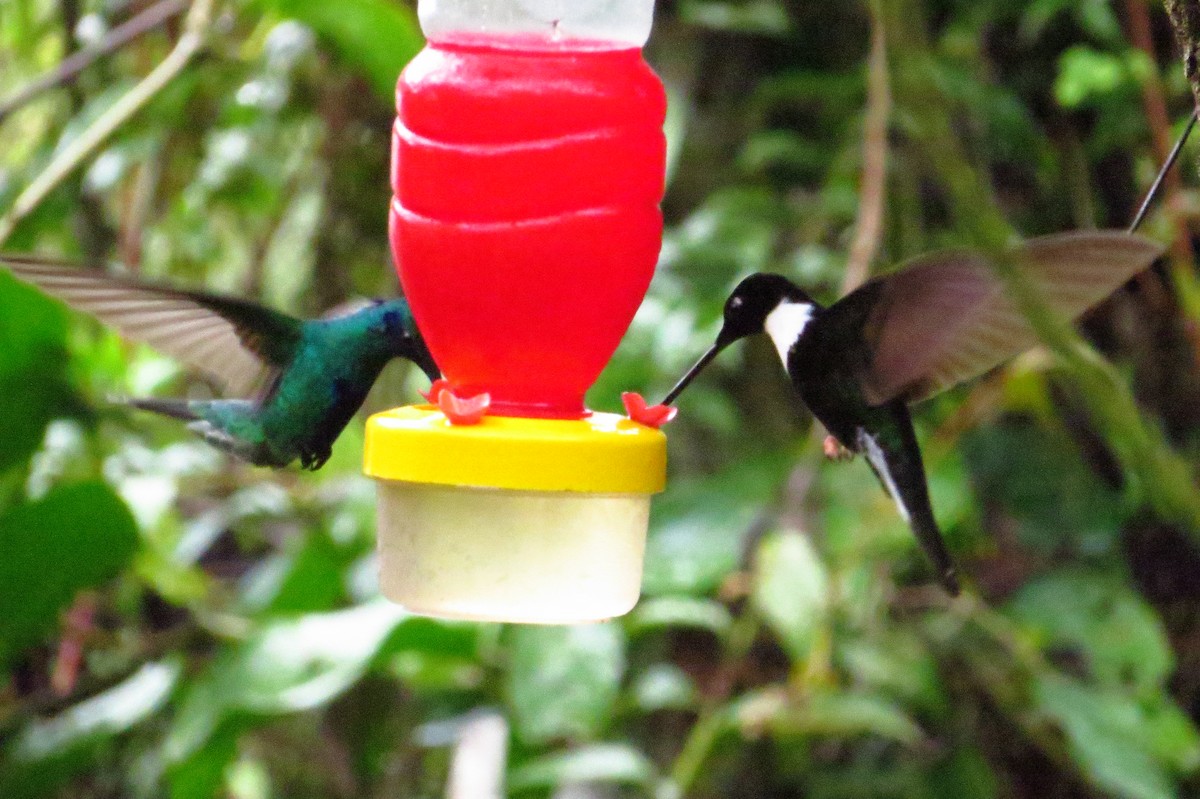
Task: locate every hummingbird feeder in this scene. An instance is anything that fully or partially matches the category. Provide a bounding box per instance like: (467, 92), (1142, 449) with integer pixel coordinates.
(364, 0), (668, 623)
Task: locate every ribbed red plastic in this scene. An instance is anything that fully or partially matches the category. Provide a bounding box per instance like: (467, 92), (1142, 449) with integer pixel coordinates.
(390, 35), (666, 418)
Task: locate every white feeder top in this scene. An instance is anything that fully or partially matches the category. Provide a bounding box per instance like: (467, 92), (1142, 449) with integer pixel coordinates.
(418, 0), (655, 48)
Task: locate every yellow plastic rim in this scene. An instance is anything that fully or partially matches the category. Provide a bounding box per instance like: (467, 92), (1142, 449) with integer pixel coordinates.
(364, 405), (667, 494)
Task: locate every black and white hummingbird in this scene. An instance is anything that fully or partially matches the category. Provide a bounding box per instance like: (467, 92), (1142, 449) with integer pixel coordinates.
(2, 256), (440, 470)
(661, 231), (1164, 593)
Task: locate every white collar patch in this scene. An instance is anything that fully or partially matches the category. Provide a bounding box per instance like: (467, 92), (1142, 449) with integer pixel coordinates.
(764, 301), (814, 366)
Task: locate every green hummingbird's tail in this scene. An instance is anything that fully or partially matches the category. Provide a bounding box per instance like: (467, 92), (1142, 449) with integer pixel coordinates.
(124, 397), (200, 422)
(125, 397), (288, 468)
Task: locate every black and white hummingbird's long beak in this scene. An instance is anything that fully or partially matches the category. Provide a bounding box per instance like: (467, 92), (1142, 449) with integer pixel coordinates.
(661, 327), (741, 405)
(661, 344), (722, 405)
(662, 316), (744, 405)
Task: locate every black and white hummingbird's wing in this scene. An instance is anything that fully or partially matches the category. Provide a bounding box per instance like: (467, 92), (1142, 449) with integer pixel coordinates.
(846, 231), (1164, 406)
(0, 255), (304, 398)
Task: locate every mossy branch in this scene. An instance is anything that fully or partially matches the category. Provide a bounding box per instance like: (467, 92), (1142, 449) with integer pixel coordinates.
(1165, 0), (1200, 119)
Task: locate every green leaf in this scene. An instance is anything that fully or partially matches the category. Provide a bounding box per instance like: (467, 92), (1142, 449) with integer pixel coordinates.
(0, 482), (138, 667)
(734, 687), (923, 745)
(508, 743), (656, 793)
(167, 602), (478, 762)
(1020, 0), (1120, 43)
(837, 633), (947, 714)
(751, 531), (828, 662)
(679, 0), (792, 35)
(643, 451), (792, 595)
(0, 265), (67, 367)
(0, 268), (79, 472)
(238, 531), (348, 615)
(386, 650), (483, 692)
(1033, 674), (1198, 799)
(739, 129), (833, 178)
(1142, 699), (1200, 773)
(1054, 46), (1145, 109)
(265, 0), (423, 99)
(379, 614), (482, 661)
(628, 664), (697, 712)
(227, 601), (408, 712)
(11, 661), (180, 761)
(0, 661), (180, 799)
(666, 188), (791, 286)
(164, 673), (227, 768)
(166, 722), (242, 799)
(802, 692), (924, 745)
(928, 746), (1000, 799)
(777, 691), (916, 748)
(627, 596), (733, 638)
(507, 623), (625, 744)
(1006, 570), (1172, 695)
(0, 370), (79, 474)
(166, 602), (413, 762)
(961, 418), (1124, 553)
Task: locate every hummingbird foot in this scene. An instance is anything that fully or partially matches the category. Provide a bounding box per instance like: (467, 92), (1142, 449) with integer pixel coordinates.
(299, 447), (332, 471)
(823, 435), (855, 461)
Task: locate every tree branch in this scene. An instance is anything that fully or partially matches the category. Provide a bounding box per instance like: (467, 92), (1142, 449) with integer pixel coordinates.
(0, 0), (213, 247)
(1165, 0), (1200, 120)
(1127, 0), (1193, 262)
(0, 0), (189, 125)
(842, 0), (891, 294)
(1125, 0), (1200, 354)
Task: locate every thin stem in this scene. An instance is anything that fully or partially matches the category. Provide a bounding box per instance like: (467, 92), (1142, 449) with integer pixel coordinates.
(664, 708), (731, 798)
(1129, 109), (1198, 234)
(1127, 0), (1188, 232)
(0, 0), (189, 124)
(1126, 0), (1200, 338)
(842, 0), (891, 294)
(661, 613), (761, 798)
(0, 0), (214, 247)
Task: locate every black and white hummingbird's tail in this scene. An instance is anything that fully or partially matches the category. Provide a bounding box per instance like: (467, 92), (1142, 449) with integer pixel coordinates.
(122, 397), (200, 422)
(855, 406), (961, 595)
(903, 492), (960, 596)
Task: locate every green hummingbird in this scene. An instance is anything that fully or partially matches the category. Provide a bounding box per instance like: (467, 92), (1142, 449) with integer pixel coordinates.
(661, 231), (1164, 594)
(2, 256), (439, 470)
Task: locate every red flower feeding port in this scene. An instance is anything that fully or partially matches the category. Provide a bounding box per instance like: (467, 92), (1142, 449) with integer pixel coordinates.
(364, 0), (668, 623)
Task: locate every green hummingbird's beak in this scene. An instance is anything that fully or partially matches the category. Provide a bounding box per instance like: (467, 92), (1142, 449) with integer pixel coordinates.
(661, 326), (738, 406)
(411, 338), (441, 383)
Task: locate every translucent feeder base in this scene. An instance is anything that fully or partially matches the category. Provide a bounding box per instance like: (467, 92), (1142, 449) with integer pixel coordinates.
(375, 481), (649, 624)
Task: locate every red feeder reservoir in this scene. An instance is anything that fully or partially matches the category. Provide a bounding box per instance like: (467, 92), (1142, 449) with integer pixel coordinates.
(364, 0), (668, 623)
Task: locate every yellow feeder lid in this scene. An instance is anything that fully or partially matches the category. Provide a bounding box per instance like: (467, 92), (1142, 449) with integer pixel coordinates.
(364, 405), (666, 494)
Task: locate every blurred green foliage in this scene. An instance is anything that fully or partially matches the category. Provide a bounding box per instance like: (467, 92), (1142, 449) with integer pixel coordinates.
(2, 0), (1200, 797)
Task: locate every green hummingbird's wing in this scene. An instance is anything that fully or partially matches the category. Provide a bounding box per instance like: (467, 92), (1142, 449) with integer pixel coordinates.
(0, 255), (303, 398)
(848, 230), (1164, 405)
